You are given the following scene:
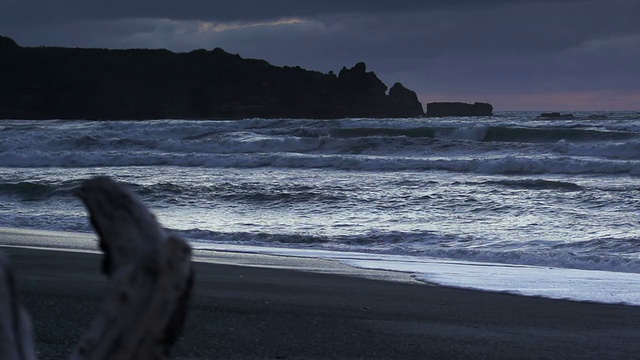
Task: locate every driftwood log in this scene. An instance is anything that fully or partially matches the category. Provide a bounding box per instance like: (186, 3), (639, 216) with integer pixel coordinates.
(0, 254), (37, 360)
(0, 176), (193, 360)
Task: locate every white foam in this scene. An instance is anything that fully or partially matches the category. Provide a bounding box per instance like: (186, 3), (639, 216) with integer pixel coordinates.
(347, 258), (640, 306)
(190, 243), (640, 306)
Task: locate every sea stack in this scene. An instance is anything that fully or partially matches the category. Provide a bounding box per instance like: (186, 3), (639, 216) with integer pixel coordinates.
(388, 83), (425, 118)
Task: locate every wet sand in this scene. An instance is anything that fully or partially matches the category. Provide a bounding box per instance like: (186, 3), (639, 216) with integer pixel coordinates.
(3, 245), (640, 359)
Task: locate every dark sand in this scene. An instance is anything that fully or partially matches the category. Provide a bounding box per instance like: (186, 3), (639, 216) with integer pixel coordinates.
(3, 246), (640, 360)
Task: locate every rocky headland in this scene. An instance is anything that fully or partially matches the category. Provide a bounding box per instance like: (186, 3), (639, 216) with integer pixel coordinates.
(0, 35), (427, 120)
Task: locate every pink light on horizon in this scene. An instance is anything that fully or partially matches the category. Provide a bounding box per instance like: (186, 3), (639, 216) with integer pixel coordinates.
(418, 90), (640, 112)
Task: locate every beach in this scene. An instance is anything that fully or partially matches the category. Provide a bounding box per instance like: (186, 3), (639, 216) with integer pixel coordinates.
(4, 242), (640, 360)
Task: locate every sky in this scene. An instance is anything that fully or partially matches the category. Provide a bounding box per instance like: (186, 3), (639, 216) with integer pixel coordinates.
(1, 0), (639, 111)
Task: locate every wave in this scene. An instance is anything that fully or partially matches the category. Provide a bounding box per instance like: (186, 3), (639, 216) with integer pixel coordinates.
(0, 180), (79, 201)
(3, 119), (638, 153)
(483, 126), (634, 143)
(329, 127), (436, 138)
(128, 181), (349, 205)
(176, 228), (640, 273)
(176, 229), (331, 245)
(3, 117), (640, 177)
(318, 125), (638, 143)
(481, 179), (583, 191)
(4, 151), (640, 176)
(299, 125), (636, 144)
(1, 220), (637, 274)
(554, 139), (640, 160)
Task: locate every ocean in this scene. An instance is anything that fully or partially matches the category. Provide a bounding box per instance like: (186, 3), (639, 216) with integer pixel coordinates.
(2, 111), (640, 304)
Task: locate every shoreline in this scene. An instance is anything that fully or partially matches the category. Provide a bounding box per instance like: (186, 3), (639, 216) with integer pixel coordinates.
(4, 245), (640, 359)
(3, 226), (640, 306)
(0, 226), (420, 284)
(0, 227), (640, 307)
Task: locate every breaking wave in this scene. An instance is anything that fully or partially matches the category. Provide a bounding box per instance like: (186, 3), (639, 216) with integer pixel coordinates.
(179, 229), (640, 273)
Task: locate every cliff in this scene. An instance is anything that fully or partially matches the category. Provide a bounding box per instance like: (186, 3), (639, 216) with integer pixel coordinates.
(0, 35), (424, 120)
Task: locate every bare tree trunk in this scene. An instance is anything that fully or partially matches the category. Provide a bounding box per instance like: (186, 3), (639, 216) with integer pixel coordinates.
(69, 177), (194, 360)
(0, 254), (37, 360)
(1, 176), (192, 359)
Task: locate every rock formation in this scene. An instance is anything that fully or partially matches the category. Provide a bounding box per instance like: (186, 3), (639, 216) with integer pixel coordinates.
(538, 112), (575, 119)
(389, 83), (426, 118)
(0, 36), (424, 120)
(0, 35), (19, 49)
(0, 177), (193, 359)
(426, 102), (493, 117)
(71, 177), (193, 359)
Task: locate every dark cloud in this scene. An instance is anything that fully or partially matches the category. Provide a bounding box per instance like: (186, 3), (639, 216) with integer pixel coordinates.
(0, 0), (597, 24)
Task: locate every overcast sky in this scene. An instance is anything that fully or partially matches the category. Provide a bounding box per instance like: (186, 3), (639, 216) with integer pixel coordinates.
(1, 0), (638, 111)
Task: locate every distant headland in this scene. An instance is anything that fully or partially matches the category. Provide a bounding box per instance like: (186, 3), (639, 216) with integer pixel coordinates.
(0, 35), (492, 120)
